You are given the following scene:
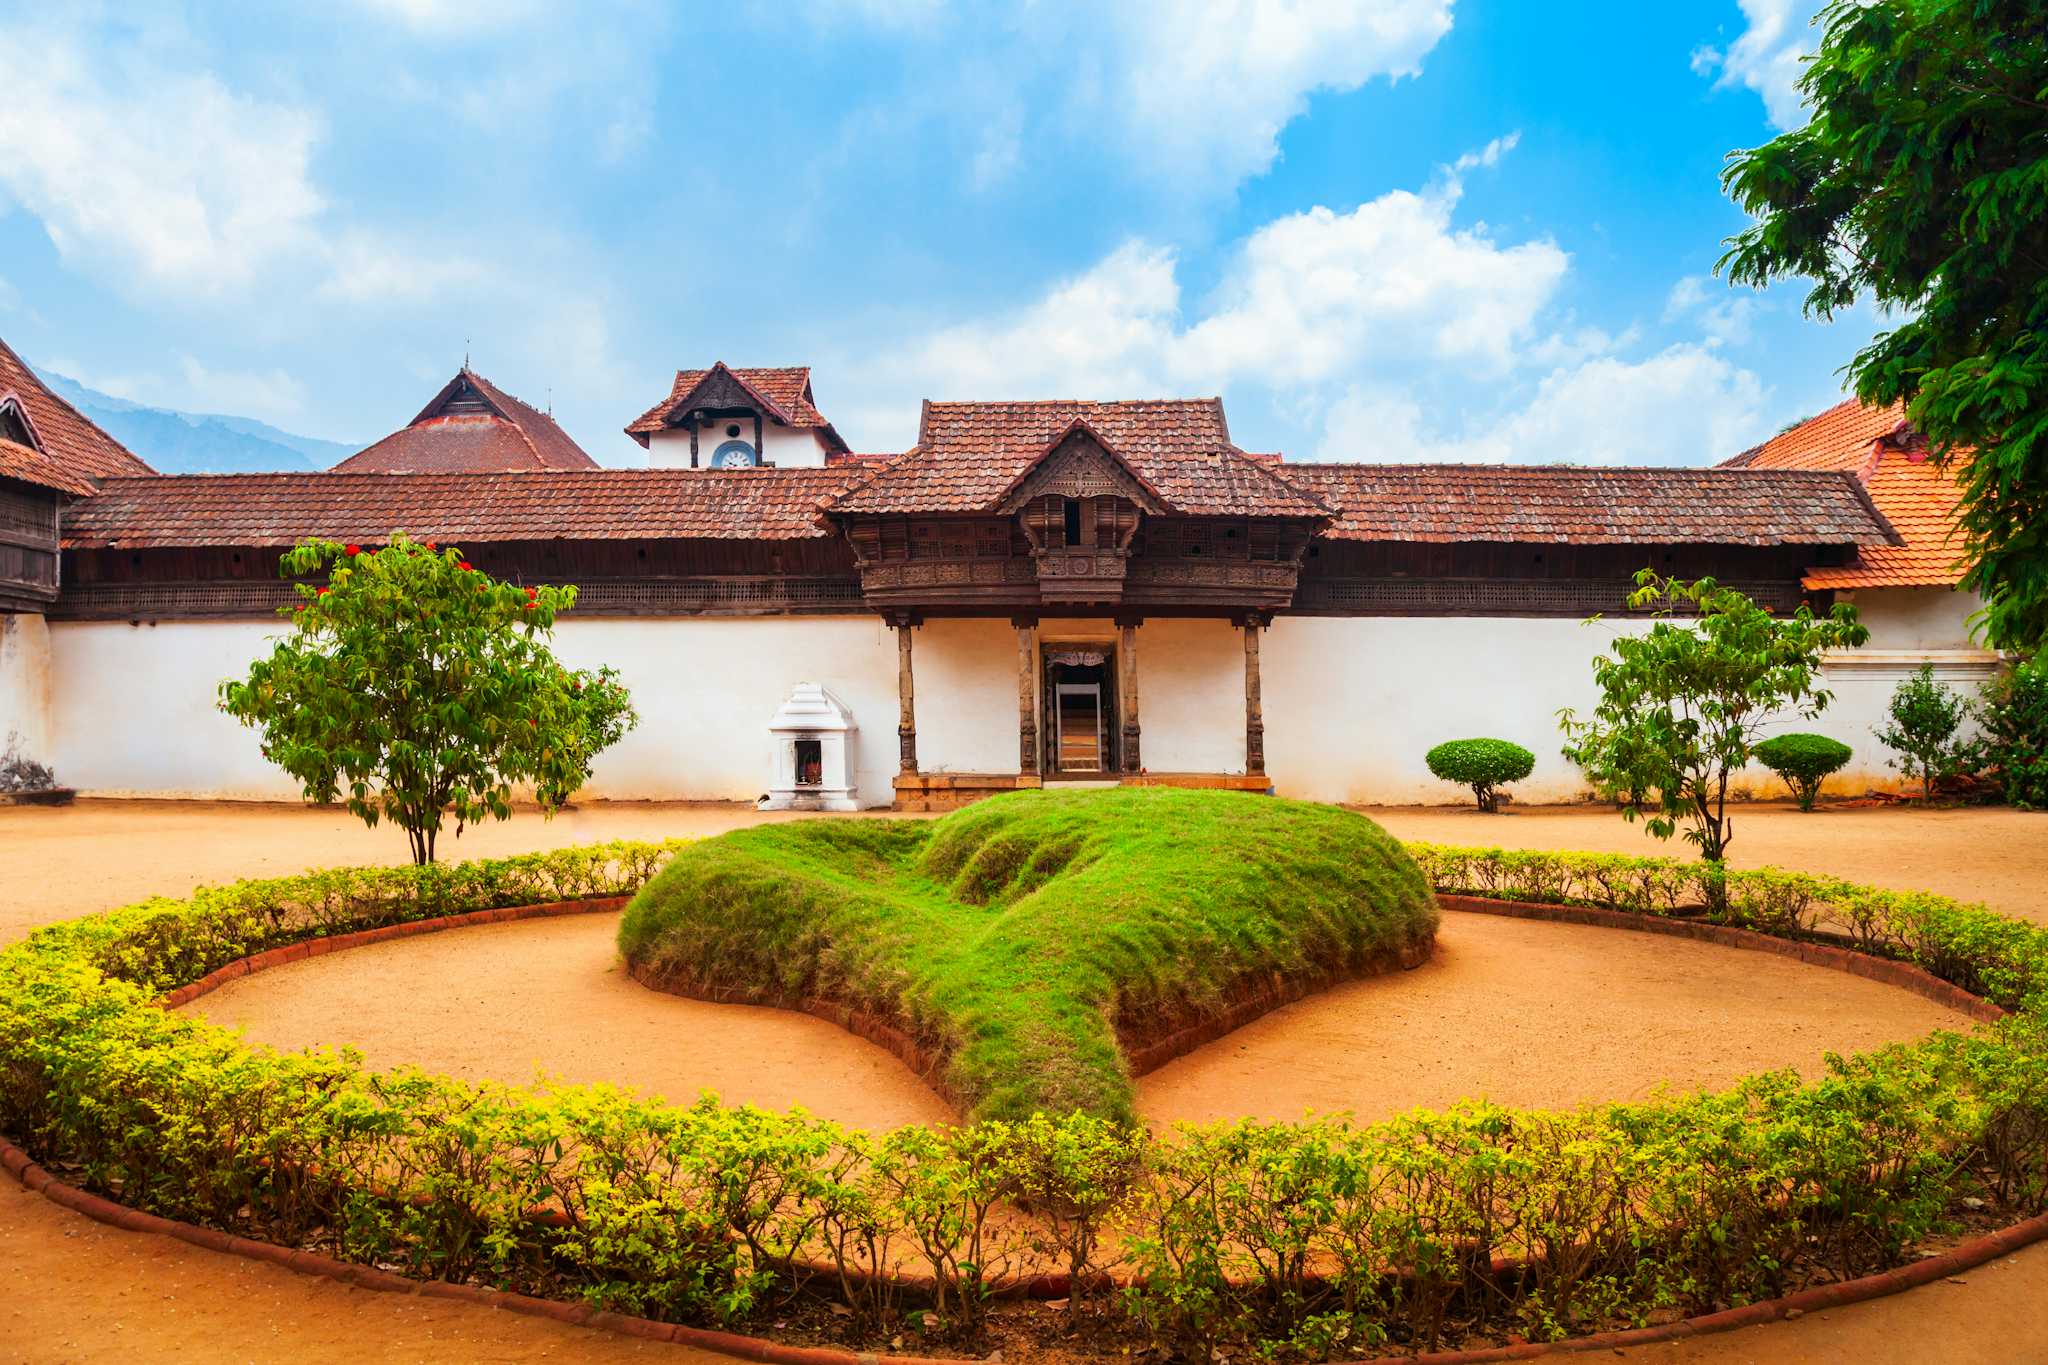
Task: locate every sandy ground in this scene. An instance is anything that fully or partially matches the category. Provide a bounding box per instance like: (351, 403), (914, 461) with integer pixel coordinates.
(177, 913), (954, 1133)
(180, 910), (1975, 1134)
(4, 796), (2047, 1364)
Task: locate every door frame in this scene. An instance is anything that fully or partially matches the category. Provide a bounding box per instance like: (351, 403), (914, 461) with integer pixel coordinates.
(1039, 639), (1119, 777)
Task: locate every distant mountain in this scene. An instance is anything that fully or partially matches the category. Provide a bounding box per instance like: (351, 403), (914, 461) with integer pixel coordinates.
(31, 366), (361, 474)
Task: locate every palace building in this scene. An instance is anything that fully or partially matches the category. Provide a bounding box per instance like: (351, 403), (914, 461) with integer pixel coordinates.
(0, 334), (1990, 808)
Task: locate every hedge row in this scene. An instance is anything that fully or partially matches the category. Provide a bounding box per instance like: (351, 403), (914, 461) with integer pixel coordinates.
(3, 840), (2047, 1359)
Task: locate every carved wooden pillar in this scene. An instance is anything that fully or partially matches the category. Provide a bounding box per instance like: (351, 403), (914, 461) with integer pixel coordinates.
(892, 614), (918, 775)
(1117, 616), (1141, 774)
(1014, 616), (1039, 775)
(1243, 611), (1267, 777)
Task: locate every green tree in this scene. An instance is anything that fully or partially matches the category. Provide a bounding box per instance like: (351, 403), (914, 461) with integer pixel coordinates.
(1753, 732), (1855, 811)
(220, 536), (637, 863)
(1875, 664), (1979, 801)
(1980, 656), (2048, 806)
(1718, 0), (2048, 650)
(1559, 573), (1868, 867)
(1424, 738), (1536, 813)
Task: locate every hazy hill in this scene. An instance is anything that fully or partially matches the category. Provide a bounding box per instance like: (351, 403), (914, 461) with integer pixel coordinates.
(32, 366), (360, 474)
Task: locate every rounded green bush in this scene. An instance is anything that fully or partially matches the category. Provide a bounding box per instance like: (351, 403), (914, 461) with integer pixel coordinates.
(1425, 738), (1536, 812)
(618, 787), (1439, 1123)
(1755, 732), (1854, 811)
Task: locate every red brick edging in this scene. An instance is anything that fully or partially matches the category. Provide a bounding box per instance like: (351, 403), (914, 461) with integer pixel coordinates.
(5, 889), (2036, 1362)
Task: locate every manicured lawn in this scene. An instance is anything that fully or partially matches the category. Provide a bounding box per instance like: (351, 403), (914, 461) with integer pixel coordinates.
(618, 787), (1437, 1121)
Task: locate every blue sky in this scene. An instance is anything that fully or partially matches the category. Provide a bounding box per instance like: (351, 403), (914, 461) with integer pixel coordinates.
(0, 0), (1876, 468)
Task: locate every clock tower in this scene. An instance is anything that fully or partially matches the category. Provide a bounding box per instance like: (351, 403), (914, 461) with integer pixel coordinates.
(626, 362), (852, 470)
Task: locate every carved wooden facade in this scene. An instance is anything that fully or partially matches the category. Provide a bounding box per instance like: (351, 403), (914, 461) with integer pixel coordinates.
(0, 482), (60, 614)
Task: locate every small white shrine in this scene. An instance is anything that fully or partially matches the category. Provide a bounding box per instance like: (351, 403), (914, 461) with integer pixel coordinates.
(761, 682), (860, 811)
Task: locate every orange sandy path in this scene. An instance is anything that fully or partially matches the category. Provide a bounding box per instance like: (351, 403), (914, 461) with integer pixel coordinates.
(3, 797), (2046, 1364)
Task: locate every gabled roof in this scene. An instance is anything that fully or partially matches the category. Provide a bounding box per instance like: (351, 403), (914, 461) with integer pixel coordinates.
(333, 369), (597, 473)
(0, 336), (154, 481)
(625, 363), (849, 452)
(1284, 464), (1900, 547)
(1720, 398), (1968, 589)
(828, 398), (1329, 518)
(0, 436), (97, 497)
(61, 468), (855, 549)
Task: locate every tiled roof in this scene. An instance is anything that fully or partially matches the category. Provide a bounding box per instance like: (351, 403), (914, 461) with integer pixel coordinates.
(830, 399), (1329, 518)
(61, 469), (855, 549)
(1284, 464), (1900, 546)
(1721, 398), (1909, 472)
(0, 336), (154, 481)
(625, 364), (848, 452)
(1718, 397), (1968, 588)
(0, 437), (96, 497)
(334, 369), (597, 473)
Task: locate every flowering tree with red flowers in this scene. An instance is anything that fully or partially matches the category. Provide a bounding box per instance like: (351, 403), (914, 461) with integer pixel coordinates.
(220, 535), (637, 863)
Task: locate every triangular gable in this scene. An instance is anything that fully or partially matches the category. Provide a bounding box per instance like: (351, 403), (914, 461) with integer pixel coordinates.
(661, 362), (797, 428)
(994, 418), (1169, 513)
(409, 371), (509, 426)
(0, 393), (43, 451)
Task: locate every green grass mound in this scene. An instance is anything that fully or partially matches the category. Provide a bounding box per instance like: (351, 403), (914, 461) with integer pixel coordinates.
(617, 787), (1437, 1123)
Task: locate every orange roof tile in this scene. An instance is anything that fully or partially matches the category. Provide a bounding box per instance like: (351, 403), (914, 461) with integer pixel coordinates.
(0, 436), (96, 497)
(625, 363), (848, 452)
(1719, 397), (1968, 589)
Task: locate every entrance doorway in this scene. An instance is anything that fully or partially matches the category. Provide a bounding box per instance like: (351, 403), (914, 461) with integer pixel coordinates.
(1043, 647), (1118, 776)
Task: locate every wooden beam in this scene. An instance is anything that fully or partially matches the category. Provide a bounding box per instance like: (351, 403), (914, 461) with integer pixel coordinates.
(1243, 610), (1267, 777)
(1117, 616), (1141, 773)
(1014, 616), (1039, 775)
(893, 614), (918, 775)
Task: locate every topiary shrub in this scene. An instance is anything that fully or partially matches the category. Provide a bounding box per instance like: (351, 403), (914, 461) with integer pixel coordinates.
(1754, 732), (1854, 811)
(1425, 738), (1536, 812)
(619, 788), (1439, 1123)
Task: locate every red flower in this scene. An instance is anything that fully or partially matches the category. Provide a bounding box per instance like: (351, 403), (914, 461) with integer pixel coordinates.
(523, 601), (537, 610)
(317, 587), (330, 596)
(424, 541), (437, 551)
(526, 586), (538, 597)
(293, 604), (306, 613)
(344, 544), (361, 556)
(459, 561), (474, 572)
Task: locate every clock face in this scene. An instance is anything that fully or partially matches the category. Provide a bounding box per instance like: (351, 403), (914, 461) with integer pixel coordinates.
(712, 439), (757, 469)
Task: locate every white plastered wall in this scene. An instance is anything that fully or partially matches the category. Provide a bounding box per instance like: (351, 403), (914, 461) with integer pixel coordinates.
(644, 424), (829, 469)
(0, 612), (54, 768)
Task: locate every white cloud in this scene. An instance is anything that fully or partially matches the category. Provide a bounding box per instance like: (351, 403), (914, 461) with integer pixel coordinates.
(1106, 0), (1456, 188)
(1694, 0), (1814, 129)
(1318, 344), (1769, 466)
(1664, 274), (1759, 347)
(874, 143), (1562, 418)
(0, 25), (327, 297)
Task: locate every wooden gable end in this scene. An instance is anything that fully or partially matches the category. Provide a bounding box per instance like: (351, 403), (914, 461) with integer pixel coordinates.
(996, 430), (1164, 514)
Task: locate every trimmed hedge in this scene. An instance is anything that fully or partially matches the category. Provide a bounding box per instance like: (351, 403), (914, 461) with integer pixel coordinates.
(1424, 738), (1536, 812)
(1, 834), (2045, 1358)
(1754, 732), (1854, 811)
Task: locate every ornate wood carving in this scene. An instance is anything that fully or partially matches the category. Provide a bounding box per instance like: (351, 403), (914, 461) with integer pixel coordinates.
(1117, 618), (1140, 774)
(1014, 617), (1039, 774)
(893, 613), (919, 775)
(0, 484), (59, 607)
(998, 434), (1163, 514)
(1242, 611), (1267, 776)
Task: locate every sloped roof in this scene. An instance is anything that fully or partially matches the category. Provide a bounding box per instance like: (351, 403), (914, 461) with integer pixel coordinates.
(0, 336), (154, 481)
(625, 363), (848, 452)
(1721, 398), (1909, 472)
(62, 468), (855, 548)
(0, 436), (96, 497)
(333, 369), (597, 473)
(1719, 398), (1969, 588)
(829, 399), (1329, 517)
(1283, 464), (1899, 547)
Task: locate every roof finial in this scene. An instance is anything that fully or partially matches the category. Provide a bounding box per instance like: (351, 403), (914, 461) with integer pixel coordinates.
(463, 339), (471, 371)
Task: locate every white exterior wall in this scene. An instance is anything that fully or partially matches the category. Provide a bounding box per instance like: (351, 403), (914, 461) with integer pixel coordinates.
(1261, 615), (1645, 805)
(0, 612), (54, 769)
(1131, 618), (1246, 774)
(644, 424), (829, 469)
(912, 617), (1019, 774)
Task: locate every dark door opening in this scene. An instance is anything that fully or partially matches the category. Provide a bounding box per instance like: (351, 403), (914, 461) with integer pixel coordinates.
(1042, 647), (1118, 776)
